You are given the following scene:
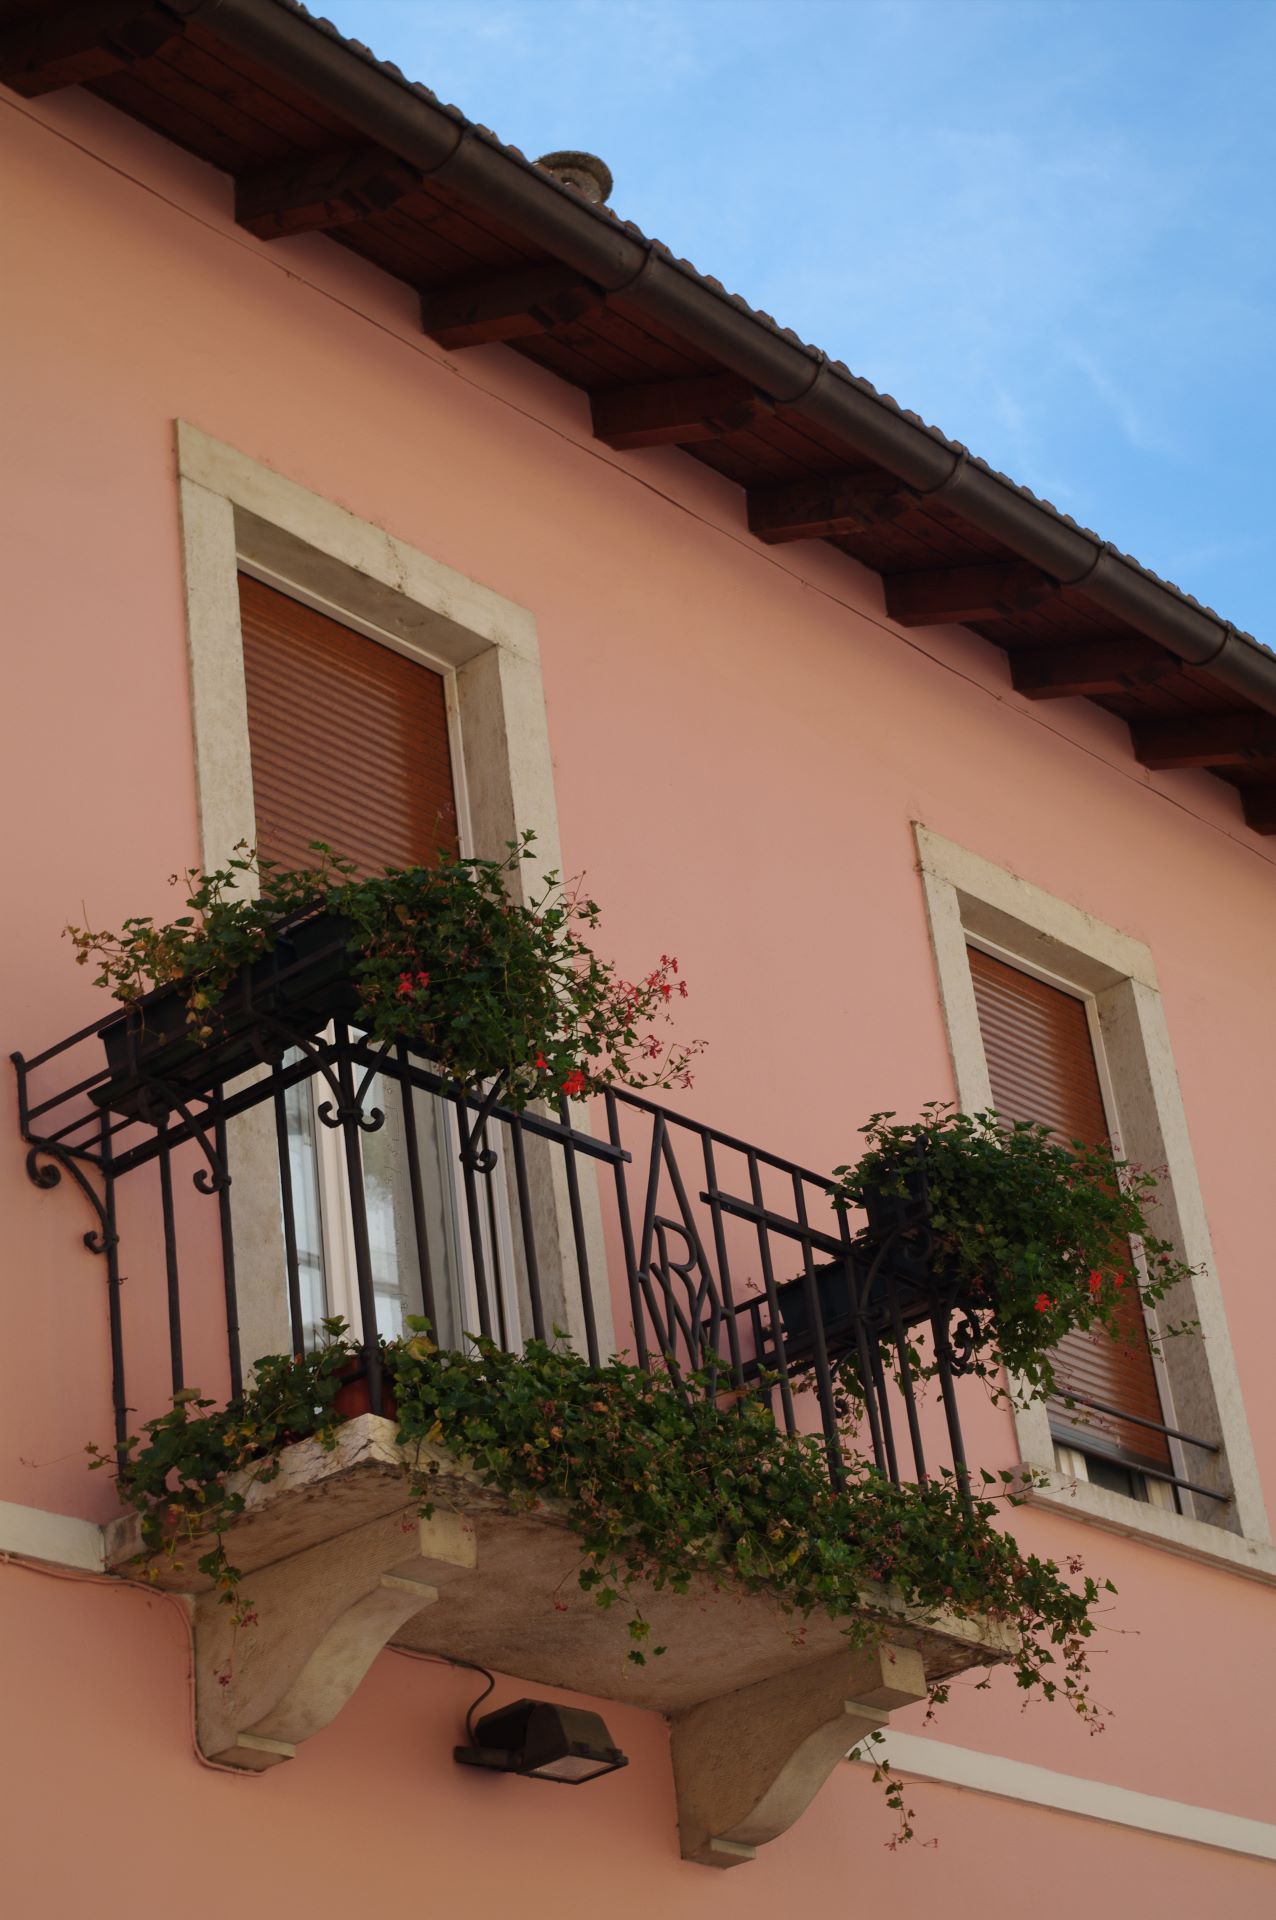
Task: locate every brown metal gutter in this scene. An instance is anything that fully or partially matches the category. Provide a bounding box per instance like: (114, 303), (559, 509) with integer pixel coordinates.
(190, 0), (1274, 714)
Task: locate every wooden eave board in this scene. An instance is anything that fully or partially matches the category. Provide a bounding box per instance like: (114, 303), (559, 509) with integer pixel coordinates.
(88, 66), (262, 169)
(1221, 761), (1276, 789)
(684, 432), (818, 485)
(519, 315), (693, 387)
(89, 35), (349, 169)
(334, 209), (484, 283)
(574, 304), (715, 380)
(182, 20), (361, 141)
(515, 330), (645, 389)
(829, 514), (994, 570)
(384, 185), (542, 267)
(337, 189), (541, 279)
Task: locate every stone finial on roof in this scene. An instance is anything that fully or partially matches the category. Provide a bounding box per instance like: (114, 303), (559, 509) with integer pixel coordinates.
(536, 151), (614, 205)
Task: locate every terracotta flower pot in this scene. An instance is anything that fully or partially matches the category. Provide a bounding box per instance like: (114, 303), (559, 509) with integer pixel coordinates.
(332, 1357), (398, 1423)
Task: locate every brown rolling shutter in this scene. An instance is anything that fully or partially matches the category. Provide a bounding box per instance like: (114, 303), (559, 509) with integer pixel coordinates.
(237, 574), (458, 873)
(966, 946), (1171, 1469)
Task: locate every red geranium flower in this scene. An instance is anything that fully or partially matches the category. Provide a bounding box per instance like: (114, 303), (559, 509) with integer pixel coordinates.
(561, 1068), (587, 1098)
(1088, 1270), (1103, 1297)
(1034, 1294), (1054, 1314)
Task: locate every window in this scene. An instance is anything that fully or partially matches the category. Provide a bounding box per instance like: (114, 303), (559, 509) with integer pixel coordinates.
(234, 573), (519, 1355)
(966, 942), (1176, 1509)
(914, 824), (1274, 1577)
(176, 421), (612, 1370)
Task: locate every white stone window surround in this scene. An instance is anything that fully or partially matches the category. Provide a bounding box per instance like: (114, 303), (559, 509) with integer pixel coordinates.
(175, 420), (610, 1363)
(914, 824), (1276, 1585)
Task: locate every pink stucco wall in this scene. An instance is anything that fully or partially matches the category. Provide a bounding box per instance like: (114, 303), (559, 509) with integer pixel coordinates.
(2, 81), (1273, 1912)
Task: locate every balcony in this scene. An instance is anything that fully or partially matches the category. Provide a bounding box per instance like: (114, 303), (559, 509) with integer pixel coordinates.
(14, 932), (1011, 1865)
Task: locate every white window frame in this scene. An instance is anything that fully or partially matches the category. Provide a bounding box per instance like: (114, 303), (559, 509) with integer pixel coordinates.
(174, 420), (609, 1369)
(914, 824), (1276, 1583)
(965, 931), (1181, 1507)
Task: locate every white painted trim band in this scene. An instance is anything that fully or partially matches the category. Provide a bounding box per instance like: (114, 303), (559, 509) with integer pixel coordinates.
(854, 1733), (1276, 1862)
(0, 1501), (105, 1572)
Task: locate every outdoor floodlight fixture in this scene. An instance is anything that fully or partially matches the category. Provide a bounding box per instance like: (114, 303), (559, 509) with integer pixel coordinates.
(454, 1698), (629, 1784)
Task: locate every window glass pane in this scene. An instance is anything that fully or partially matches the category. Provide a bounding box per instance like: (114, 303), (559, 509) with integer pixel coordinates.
(282, 1063), (329, 1349)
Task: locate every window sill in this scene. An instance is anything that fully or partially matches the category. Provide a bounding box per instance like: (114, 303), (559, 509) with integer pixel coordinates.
(1019, 1461), (1276, 1587)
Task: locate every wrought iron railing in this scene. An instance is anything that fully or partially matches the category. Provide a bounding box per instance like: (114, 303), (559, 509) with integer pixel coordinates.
(14, 944), (983, 1499)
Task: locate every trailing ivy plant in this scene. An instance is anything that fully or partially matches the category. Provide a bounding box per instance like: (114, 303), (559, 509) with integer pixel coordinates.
(87, 1336), (353, 1626)
(65, 834), (702, 1107)
(834, 1104), (1197, 1404)
(94, 1319), (1113, 1842)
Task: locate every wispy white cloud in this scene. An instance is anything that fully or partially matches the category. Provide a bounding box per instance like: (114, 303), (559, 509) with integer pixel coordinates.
(1061, 344), (1182, 461)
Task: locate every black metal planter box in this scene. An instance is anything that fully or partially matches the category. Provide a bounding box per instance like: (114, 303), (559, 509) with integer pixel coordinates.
(93, 910), (359, 1118)
(772, 1254), (940, 1365)
(771, 1162), (946, 1365)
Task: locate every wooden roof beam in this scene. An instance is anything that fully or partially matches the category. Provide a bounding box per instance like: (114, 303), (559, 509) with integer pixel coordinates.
(747, 472), (919, 544)
(0, 0), (182, 96)
(421, 265), (607, 349)
(883, 562), (1056, 628)
(235, 144), (425, 241)
(591, 375), (772, 450)
(1131, 713), (1276, 770)
(1241, 789), (1276, 835)
(1010, 636), (1176, 699)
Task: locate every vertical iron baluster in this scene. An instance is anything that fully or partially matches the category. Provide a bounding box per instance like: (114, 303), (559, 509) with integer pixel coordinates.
(396, 1049), (438, 1334)
(509, 1118), (545, 1343)
(887, 1289), (927, 1483)
(606, 1092), (649, 1370)
(930, 1308), (972, 1512)
(456, 1087), (494, 1342)
(215, 1114), (242, 1397)
(868, 1335), (900, 1483)
(792, 1174), (845, 1487)
(843, 1217), (888, 1475)
(481, 1120), (510, 1351)
(559, 1097), (600, 1368)
(701, 1135), (746, 1393)
(851, 1308), (888, 1475)
(101, 1114), (128, 1465)
(748, 1152), (796, 1434)
(335, 1024), (383, 1412)
(272, 1074), (306, 1358)
(157, 1125), (184, 1395)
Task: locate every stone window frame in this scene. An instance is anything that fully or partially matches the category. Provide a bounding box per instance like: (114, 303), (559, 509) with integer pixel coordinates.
(914, 823), (1275, 1584)
(175, 419), (610, 1365)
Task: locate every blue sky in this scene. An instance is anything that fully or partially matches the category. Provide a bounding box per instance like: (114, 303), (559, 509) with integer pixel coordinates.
(329, 0), (1275, 642)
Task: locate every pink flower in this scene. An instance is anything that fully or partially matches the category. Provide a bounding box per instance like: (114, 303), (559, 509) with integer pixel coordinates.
(396, 973), (414, 999)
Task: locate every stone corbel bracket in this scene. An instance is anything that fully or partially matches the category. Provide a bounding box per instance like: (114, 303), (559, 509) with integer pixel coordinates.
(671, 1642), (927, 1867)
(104, 1417), (468, 1772)
(195, 1505), (475, 1770)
